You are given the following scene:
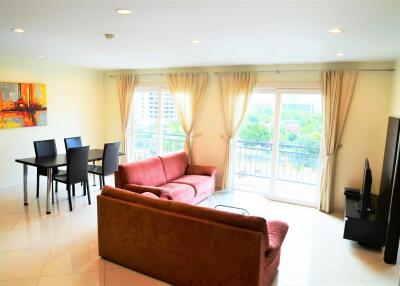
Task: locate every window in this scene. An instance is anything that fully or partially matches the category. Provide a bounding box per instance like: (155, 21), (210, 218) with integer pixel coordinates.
(131, 89), (185, 161)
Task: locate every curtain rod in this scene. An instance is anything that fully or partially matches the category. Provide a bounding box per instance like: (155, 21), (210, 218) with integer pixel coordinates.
(214, 68), (394, 74)
(107, 68), (394, 78)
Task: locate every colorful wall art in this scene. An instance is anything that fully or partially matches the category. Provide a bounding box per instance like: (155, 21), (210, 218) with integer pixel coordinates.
(0, 82), (47, 129)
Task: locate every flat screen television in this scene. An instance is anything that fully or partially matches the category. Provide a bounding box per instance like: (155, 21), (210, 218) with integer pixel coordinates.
(355, 158), (373, 214)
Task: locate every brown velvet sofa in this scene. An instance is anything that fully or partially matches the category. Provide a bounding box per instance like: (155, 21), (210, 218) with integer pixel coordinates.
(114, 151), (217, 204)
(97, 186), (289, 286)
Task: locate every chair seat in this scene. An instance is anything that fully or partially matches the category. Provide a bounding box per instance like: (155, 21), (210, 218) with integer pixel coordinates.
(55, 169), (66, 176)
(88, 165), (103, 175)
(53, 174), (67, 183)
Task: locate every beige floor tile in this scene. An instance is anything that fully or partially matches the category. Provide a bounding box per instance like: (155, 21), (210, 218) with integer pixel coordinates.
(0, 230), (7, 244)
(0, 227), (57, 251)
(13, 213), (64, 231)
(105, 268), (170, 286)
(105, 261), (125, 271)
(37, 271), (104, 286)
(53, 223), (97, 246)
(41, 242), (105, 276)
(0, 214), (22, 231)
(0, 248), (50, 280)
(0, 278), (38, 286)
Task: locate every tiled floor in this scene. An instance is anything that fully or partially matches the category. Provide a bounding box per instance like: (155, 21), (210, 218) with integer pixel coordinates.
(0, 179), (399, 286)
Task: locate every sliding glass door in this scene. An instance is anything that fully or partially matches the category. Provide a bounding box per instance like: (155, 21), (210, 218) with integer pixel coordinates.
(233, 88), (322, 206)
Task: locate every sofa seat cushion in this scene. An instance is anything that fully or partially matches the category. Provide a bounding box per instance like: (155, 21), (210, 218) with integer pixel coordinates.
(159, 182), (195, 202)
(172, 175), (214, 195)
(118, 157), (167, 187)
(159, 151), (188, 182)
(141, 192), (160, 199)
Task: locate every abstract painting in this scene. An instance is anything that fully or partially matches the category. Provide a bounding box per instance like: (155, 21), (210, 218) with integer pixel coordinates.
(0, 82), (47, 129)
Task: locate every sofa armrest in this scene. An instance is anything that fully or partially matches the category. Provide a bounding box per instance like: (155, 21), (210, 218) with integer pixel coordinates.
(186, 165), (217, 177)
(124, 184), (166, 197)
(114, 171), (123, 189)
(265, 220), (289, 254)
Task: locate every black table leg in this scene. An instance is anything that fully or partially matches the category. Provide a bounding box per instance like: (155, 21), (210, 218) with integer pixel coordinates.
(46, 168), (53, 214)
(23, 164), (28, 206)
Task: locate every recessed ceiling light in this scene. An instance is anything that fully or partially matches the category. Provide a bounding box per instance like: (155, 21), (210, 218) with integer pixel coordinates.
(328, 28), (343, 34)
(336, 52), (345, 57)
(37, 55), (45, 58)
(98, 49), (109, 53)
(12, 28), (24, 33)
(191, 39), (201, 44)
(116, 9), (132, 15)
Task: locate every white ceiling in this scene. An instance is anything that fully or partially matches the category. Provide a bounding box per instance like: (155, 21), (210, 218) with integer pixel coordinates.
(0, 0), (399, 70)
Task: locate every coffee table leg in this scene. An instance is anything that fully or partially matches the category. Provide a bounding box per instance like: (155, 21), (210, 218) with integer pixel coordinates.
(23, 164), (28, 206)
(46, 168), (52, 214)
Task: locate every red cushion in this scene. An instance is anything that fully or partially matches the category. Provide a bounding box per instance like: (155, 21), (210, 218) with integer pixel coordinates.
(172, 175), (214, 195)
(159, 151), (188, 182)
(141, 192), (160, 199)
(118, 157), (167, 187)
(159, 182), (195, 202)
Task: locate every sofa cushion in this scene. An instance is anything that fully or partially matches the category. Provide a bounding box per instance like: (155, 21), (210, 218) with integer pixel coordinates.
(159, 151), (188, 182)
(172, 175), (214, 195)
(159, 182), (196, 202)
(117, 157), (167, 187)
(141, 192), (160, 199)
(101, 186), (172, 211)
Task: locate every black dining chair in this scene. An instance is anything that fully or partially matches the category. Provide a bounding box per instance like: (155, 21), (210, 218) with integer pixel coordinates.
(88, 142), (120, 189)
(33, 139), (65, 198)
(64, 136), (82, 151)
(64, 136), (84, 192)
(53, 146), (91, 212)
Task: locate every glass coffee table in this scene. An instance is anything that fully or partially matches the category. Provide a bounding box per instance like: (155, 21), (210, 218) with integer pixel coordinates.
(214, 204), (250, 215)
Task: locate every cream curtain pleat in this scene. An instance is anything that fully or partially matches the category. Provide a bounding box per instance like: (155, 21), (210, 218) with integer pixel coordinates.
(116, 74), (135, 163)
(219, 72), (256, 190)
(320, 70), (358, 213)
(166, 72), (208, 161)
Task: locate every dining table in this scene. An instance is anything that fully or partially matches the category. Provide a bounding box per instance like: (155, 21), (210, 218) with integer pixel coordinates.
(15, 149), (125, 214)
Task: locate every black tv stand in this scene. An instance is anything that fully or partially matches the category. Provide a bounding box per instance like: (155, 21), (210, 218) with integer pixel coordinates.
(354, 201), (375, 214)
(343, 192), (386, 248)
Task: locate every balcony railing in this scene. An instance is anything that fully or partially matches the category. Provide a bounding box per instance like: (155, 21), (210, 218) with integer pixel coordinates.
(236, 140), (320, 185)
(133, 131), (185, 160)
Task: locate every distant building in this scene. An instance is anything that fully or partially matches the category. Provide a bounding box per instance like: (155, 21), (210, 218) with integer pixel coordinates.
(134, 92), (177, 123)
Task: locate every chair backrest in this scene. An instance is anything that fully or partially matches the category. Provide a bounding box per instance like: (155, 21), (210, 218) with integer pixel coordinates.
(64, 136), (82, 151)
(34, 139), (57, 158)
(103, 142), (121, 176)
(67, 145), (89, 184)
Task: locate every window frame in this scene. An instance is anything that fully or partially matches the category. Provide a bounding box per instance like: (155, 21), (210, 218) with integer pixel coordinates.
(131, 85), (183, 160)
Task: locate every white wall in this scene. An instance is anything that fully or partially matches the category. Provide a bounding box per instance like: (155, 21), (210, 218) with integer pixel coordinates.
(0, 56), (104, 189)
(103, 62), (394, 210)
(389, 58), (400, 117)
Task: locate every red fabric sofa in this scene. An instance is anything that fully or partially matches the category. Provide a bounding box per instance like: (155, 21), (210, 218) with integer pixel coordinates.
(98, 186), (289, 286)
(114, 151), (217, 204)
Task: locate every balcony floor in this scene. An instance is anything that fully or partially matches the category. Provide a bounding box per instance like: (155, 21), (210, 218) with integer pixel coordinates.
(233, 175), (318, 206)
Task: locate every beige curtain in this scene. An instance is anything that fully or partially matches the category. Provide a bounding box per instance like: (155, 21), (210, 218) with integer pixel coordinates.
(320, 70), (358, 213)
(219, 72), (256, 190)
(116, 74), (135, 163)
(166, 72), (208, 161)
